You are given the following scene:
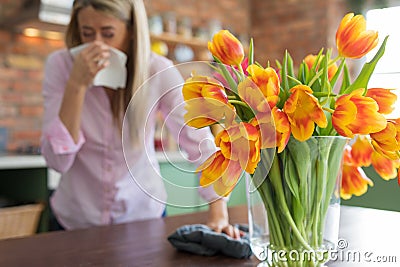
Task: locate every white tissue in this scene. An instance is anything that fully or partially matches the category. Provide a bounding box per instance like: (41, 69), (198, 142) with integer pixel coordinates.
(70, 43), (128, 90)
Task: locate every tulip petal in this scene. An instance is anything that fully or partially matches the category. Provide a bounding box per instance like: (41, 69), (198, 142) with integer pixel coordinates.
(284, 85), (327, 141)
(371, 151), (399, 180)
(366, 88), (398, 115)
(351, 136), (373, 167)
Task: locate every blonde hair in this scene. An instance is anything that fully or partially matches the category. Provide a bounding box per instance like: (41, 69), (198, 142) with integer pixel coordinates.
(66, 0), (150, 131)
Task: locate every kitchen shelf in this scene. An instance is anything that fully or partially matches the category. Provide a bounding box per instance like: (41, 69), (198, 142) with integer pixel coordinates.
(150, 32), (249, 62)
(150, 32), (209, 50)
(150, 32), (211, 62)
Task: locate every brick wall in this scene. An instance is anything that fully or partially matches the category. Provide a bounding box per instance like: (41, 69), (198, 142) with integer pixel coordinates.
(0, 30), (64, 151)
(249, 0), (349, 67)
(0, 0), (354, 151)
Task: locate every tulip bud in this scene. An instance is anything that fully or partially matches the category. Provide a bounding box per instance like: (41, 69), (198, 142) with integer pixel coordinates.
(208, 30), (244, 66)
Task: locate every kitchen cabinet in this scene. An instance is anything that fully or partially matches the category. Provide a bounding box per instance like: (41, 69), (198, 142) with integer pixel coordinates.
(0, 155), (49, 232)
(159, 157), (247, 216)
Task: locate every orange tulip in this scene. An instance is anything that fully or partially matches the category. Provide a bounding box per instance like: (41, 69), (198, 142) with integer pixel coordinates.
(341, 146), (374, 200)
(370, 119), (400, 160)
(365, 88), (398, 115)
(332, 88), (387, 138)
(197, 151), (242, 197)
(336, 13), (379, 59)
(250, 107), (291, 153)
(371, 150), (400, 181)
(216, 122), (261, 174)
(304, 54), (338, 81)
(182, 75), (234, 128)
(208, 30), (244, 66)
(283, 85), (327, 141)
(351, 136), (373, 167)
(247, 64), (280, 108)
(271, 108), (291, 153)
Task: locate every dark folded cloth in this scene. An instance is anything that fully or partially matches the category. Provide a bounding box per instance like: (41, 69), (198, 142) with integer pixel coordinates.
(167, 224), (253, 259)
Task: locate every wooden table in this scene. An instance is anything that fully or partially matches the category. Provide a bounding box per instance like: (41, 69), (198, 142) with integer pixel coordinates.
(0, 205), (399, 267)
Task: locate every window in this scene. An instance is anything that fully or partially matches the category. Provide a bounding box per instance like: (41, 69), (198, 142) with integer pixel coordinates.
(366, 6), (400, 118)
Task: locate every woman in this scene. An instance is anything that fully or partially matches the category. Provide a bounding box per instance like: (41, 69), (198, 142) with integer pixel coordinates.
(41, 0), (240, 238)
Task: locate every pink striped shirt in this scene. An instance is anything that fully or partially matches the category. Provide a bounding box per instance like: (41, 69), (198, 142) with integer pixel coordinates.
(41, 50), (220, 229)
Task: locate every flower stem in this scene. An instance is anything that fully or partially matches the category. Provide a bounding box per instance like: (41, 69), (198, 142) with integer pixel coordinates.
(268, 152), (313, 251)
(252, 157), (286, 248)
(322, 107), (334, 113)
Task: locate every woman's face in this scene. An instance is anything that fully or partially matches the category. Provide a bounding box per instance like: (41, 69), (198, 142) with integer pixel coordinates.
(77, 6), (131, 53)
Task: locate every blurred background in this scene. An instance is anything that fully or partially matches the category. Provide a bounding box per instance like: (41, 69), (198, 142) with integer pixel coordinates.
(1, 0), (398, 152)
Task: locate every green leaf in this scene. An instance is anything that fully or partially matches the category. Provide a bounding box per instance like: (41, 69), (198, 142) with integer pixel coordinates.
(282, 151), (300, 200)
(298, 62), (309, 85)
(287, 75), (302, 86)
(231, 66), (244, 83)
(287, 53), (297, 88)
(281, 50), (290, 92)
(213, 56), (238, 93)
(319, 53), (329, 94)
(343, 35), (389, 94)
(286, 138), (311, 207)
(329, 58), (346, 89)
(277, 51), (291, 108)
(310, 74), (322, 93)
(339, 63), (351, 94)
(248, 38), (254, 66)
(275, 59), (282, 70)
(319, 111), (333, 136)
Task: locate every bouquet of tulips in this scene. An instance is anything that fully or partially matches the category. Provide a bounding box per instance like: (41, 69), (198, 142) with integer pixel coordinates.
(182, 12), (399, 199)
(182, 12), (399, 266)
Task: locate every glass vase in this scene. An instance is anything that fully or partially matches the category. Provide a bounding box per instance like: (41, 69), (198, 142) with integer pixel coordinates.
(247, 136), (348, 267)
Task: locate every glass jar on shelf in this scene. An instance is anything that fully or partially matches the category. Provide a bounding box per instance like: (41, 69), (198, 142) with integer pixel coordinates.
(177, 16), (192, 38)
(163, 12), (177, 34)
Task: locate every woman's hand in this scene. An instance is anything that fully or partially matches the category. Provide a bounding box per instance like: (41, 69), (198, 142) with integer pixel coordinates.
(70, 41), (111, 88)
(206, 199), (242, 239)
(60, 41), (111, 143)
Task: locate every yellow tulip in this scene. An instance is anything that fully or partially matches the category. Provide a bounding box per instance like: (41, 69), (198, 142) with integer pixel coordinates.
(247, 64), (280, 108)
(237, 77), (270, 114)
(216, 122), (261, 174)
(197, 151), (242, 197)
(182, 75), (234, 128)
(208, 30), (244, 66)
(250, 107), (291, 153)
(283, 85), (327, 142)
(370, 119), (400, 160)
(332, 88), (387, 138)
